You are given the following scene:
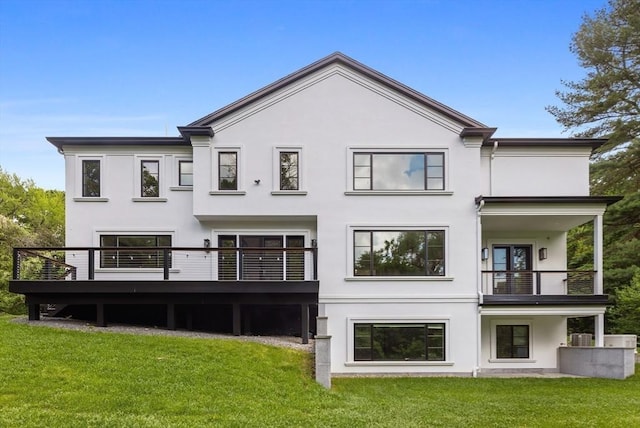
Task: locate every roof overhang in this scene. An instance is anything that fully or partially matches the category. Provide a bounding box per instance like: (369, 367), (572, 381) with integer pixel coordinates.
(483, 138), (607, 153)
(460, 127), (497, 143)
(476, 196), (623, 232)
(47, 136), (190, 152)
(177, 126), (215, 138)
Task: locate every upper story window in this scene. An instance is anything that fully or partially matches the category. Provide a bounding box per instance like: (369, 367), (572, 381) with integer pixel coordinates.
(354, 230), (445, 276)
(100, 234), (171, 268)
(353, 152), (444, 191)
(279, 152), (299, 190)
(141, 160), (160, 197)
(82, 159), (101, 197)
(178, 160), (193, 186)
(218, 152), (237, 190)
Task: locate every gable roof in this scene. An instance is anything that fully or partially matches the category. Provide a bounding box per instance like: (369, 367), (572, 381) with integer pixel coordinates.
(188, 52), (488, 128)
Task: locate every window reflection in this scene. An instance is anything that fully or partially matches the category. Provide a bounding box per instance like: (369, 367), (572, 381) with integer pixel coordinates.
(353, 152), (444, 190)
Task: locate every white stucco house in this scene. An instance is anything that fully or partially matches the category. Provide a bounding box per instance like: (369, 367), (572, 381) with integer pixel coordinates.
(11, 52), (623, 378)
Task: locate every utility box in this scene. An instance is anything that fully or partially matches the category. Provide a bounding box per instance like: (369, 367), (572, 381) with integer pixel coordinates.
(604, 335), (637, 350)
(570, 333), (593, 347)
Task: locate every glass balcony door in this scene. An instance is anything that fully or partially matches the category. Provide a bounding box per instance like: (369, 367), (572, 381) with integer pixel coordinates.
(492, 245), (532, 294)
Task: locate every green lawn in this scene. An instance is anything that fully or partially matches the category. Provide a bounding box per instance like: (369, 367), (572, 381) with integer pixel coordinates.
(0, 315), (638, 427)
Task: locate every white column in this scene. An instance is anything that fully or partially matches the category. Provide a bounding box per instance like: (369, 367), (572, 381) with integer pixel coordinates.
(594, 214), (605, 347)
(595, 314), (605, 347)
(593, 214), (604, 294)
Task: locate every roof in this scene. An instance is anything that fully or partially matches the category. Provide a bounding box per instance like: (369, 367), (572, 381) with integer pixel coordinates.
(188, 52), (488, 128)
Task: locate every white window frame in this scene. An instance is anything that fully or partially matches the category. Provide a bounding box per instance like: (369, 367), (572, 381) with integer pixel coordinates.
(132, 155), (167, 202)
(489, 319), (535, 363)
(74, 155), (108, 202)
(345, 147), (452, 195)
(345, 317), (453, 366)
(271, 146), (307, 195)
(210, 146), (245, 195)
(346, 224), (452, 281)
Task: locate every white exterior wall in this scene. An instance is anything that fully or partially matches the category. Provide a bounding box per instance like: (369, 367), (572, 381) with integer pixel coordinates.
(480, 316), (567, 371)
(480, 147), (592, 196)
(59, 60), (602, 376)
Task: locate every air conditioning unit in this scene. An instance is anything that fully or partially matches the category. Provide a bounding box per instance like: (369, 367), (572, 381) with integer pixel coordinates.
(604, 335), (637, 350)
(570, 333), (593, 347)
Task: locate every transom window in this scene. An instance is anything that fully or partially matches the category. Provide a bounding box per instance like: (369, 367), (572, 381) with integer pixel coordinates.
(279, 152), (299, 190)
(100, 235), (171, 268)
(354, 230), (445, 276)
(353, 152), (444, 191)
(218, 152), (237, 190)
(496, 325), (530, 358)
(82, 159), (101, 197)
(141, 160), (160, 197)
(178, 160), (193, 186)
(354, 323), (445, 361)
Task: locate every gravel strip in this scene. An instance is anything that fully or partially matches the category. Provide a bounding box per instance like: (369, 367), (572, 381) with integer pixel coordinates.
(11, 316), (313, 352)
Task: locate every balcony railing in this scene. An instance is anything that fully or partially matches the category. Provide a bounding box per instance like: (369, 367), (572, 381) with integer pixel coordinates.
(481, 270), (597, 296)
(13, 246), (318, 282)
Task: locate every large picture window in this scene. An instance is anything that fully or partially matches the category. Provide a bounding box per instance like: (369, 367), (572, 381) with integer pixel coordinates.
(496, 325), (530, 358)
(82, 159), (101, 197)
(354, 230), (445, 276)
(353, 152), (444, 191)
(354, 323), (445, 361)
(141, 160), (160, 197)
(100, 235), (171, 268)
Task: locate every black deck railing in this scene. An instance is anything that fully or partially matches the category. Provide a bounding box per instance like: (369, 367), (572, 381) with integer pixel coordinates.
(13, 246), (318, 282)
(481, 270), (597, 296)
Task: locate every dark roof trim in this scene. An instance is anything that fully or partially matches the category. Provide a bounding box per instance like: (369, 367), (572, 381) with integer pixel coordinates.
(188, 52), (487, 128)
(47, 136), (190, 151)
(177, 126), (214, 138)
(484, 138), (607, 151)
(475, 195), (623, 206)
(460, 127), (497, 142)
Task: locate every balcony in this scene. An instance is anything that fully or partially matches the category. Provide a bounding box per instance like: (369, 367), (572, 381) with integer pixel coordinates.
(481, 270), (608, 306)
(9, 246), (319, 341)
(12, 246), (318, 282)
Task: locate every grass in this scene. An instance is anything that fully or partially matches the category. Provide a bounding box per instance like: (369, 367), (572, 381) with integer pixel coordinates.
(0, 315), (638, 427)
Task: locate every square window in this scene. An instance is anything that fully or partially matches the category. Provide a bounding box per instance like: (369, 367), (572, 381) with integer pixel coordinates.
(179, 161), (193, 186)
(496, 325), (530, 359)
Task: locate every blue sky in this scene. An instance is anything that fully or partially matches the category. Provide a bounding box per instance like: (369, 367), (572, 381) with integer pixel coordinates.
(0, 0), (606, 190)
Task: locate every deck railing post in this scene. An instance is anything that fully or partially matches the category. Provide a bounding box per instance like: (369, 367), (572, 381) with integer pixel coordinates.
(535, 271), (541, 295)
(12, 248), (20, 280)
(88, 249), (95, 280)
(163, 249), (170, 280)
(312, 247), (318, 280)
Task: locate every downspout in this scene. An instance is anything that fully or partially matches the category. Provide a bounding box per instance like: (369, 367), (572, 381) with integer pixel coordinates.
(474, 199), (485, 377)
(489, 140), (498, 195)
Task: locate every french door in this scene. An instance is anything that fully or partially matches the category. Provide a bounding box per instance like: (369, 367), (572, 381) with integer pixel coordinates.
(492, 245), (533, 294)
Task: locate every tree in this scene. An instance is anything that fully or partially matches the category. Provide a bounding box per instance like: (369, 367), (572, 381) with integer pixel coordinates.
(548, 0), (640, 333)
(609, 269), (640, 335)
(0, 167), (65, 314)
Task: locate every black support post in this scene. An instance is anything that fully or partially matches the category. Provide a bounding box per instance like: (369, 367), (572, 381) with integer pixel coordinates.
(96, 303), (106, 327)
(163, 249), (170, 280)
(88, 249), (95, 280)
(167, 303), (176, 330)
(12, 248), (19, 280)
(232, 303), (241, 336)
(301, 303), (309, 344)
(28, 304), (40, 321)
